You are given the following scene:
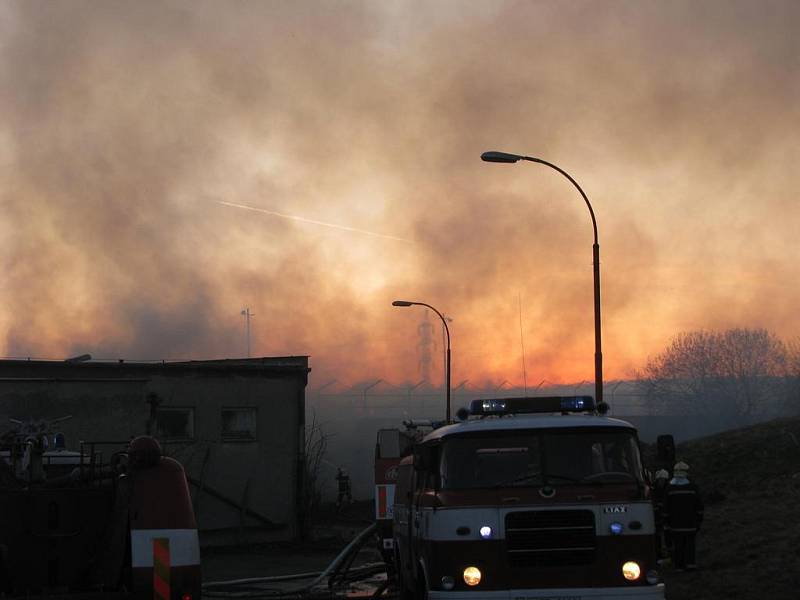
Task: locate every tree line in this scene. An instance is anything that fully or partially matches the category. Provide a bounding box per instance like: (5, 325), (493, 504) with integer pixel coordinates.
(637, 328), (800, 424)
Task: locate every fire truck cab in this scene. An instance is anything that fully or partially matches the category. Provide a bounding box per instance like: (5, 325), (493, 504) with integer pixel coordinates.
(391, 396), (665, 599)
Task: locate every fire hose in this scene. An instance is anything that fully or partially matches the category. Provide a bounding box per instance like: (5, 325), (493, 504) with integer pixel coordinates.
(202, 522), (387, 599)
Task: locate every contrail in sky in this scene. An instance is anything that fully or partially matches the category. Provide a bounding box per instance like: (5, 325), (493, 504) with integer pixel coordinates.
(215, 200), (413, 243)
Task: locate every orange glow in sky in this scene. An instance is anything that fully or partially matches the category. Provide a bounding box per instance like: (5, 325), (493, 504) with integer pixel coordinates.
(2, 1), (799, 388)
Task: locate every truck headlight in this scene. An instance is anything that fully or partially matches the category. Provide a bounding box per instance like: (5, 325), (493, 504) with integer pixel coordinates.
(463, 566), (481, 586)
(441, 576), (455, 590)
(622, 561), (641, 581)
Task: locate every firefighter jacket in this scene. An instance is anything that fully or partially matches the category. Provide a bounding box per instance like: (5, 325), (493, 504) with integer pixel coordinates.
(663, 476), (704, 533)
(651, 479), (668, 528)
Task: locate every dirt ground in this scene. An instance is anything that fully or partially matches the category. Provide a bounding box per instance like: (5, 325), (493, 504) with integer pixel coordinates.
(202, 501), (383, 592)
(202, 542), (347, 584)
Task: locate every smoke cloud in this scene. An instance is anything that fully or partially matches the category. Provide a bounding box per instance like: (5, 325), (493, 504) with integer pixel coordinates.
(1, 1), (798, 387)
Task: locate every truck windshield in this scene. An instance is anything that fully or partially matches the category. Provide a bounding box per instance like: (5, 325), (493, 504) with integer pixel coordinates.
(438, 428), (643, 490)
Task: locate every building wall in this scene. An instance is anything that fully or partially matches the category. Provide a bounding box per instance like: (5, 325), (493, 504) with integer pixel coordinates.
(0, 358), (308, 545)
(153, 373), (303, 539)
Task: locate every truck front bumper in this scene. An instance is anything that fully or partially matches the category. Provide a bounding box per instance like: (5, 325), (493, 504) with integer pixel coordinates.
(428, 584), (665, 600)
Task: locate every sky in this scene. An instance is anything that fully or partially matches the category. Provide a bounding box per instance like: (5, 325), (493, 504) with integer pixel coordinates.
(1, 0), (798, 388)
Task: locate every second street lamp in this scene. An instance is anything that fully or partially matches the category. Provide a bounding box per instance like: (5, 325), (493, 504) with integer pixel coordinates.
(481, 150), (604, 407)
(392, 300), (451, 422)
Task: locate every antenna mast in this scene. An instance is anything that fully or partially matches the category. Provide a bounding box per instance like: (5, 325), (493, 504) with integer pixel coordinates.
(518, 292), (528, 395)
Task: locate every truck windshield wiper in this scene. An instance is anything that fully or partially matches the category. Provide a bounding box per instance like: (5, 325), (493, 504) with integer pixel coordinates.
(542, 472), (584, 484)
(493, 471), (542, 488)
(495, 472), (591, 487)
(579, 471), (637, 484)
(544, 472), (637, 485)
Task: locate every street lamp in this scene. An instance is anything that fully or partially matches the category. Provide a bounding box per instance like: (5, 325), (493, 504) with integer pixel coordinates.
(481, 150), (604, 406)
(393, 300), (452, 422)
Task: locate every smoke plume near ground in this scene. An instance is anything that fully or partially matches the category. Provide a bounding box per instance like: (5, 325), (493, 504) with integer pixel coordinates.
(1, 1), (799, 387)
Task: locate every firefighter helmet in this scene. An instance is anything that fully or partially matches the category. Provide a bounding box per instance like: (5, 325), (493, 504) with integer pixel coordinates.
(673, 461), (689, 477)
(129, 435), (162, 469)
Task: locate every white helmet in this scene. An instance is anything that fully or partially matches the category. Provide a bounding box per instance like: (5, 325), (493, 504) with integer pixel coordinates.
(673, 461), (689, 478)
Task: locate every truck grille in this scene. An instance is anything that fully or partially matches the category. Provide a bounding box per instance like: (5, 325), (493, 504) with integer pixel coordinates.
(505, 509), (596, 567)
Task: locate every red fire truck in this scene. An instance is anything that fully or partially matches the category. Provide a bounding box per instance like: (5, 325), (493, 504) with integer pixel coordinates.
(0, 418), (201, 599)
(389, 396), (665, 599)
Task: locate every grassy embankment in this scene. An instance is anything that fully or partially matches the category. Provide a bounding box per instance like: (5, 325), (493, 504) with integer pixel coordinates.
(660, 416), (800, 599)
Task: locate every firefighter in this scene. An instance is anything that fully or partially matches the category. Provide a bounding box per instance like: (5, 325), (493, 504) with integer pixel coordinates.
(336, 467), (352, 507)
(651, 469), (670, 559)
(663, 461), (704, 571)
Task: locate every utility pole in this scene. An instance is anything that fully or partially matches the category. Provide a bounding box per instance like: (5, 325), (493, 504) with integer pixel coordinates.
(442, 315), (453, 392)
(241, 308), (254, 358)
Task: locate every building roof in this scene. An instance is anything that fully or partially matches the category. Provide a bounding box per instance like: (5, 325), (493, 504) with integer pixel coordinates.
(0, 356), (310, 381)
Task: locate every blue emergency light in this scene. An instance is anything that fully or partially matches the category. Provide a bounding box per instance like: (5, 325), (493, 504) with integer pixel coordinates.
(469, 396), (596, 416)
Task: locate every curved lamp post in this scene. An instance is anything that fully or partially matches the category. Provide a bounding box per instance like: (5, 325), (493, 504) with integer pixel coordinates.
(393, 300), (451, 422)
(481, 150), (603, 406)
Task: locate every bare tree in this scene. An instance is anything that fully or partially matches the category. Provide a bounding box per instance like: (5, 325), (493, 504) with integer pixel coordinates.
(787, 338), (800, 413)
(299, 412), (330, 539)
(638, 329), (788, 423)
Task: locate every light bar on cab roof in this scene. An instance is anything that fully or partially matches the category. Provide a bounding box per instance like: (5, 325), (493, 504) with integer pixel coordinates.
(469, 396), (596, 416)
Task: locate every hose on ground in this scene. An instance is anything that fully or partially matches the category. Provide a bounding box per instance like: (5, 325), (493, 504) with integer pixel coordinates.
(202, 522), (383, 598)
(326, 523), (374, 590)
(370, 578), (390, 598)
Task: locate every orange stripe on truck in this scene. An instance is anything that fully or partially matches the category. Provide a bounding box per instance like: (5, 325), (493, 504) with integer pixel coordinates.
(153, 537), (170, 600)
(378, 485), (387, 518)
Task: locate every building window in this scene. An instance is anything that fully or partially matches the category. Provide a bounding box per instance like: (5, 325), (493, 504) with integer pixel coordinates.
(221, 408), (257, 442)
(156, 407), (195, 441)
